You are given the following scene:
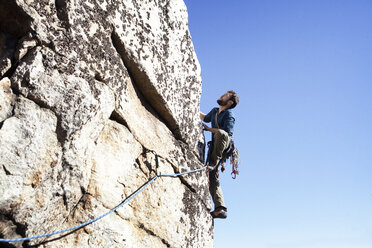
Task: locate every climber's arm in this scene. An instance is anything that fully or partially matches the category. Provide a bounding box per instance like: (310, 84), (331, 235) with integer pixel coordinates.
(202, 123), (218, 133)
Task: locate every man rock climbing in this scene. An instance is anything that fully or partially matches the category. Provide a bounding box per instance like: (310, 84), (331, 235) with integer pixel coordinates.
(200, 90), (239, 219)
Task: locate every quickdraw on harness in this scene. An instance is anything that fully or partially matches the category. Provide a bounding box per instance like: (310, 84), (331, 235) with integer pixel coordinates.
(219, 140), (239, 179)
(229, 147), (239, 179)
(205, 139), (240, 179)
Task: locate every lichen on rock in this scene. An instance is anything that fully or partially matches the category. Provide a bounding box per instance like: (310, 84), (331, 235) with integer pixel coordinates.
(0, 0), (212, 247)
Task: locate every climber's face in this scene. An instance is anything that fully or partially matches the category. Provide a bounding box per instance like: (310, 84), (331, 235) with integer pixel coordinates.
(217, 92), (233, 107)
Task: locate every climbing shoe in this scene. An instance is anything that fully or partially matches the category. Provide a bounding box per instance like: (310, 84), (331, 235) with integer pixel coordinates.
(210, 209), (227, 219)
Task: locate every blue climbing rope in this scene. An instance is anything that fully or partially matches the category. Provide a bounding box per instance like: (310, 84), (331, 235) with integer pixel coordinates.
(0, 165), (206, 243)
(159, 166), (206, 177)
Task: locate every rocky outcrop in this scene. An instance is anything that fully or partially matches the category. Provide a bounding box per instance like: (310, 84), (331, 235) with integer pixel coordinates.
(0, 1), (212, 247)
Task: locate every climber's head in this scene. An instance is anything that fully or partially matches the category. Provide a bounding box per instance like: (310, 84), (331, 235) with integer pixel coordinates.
(217, 90), (239, 109)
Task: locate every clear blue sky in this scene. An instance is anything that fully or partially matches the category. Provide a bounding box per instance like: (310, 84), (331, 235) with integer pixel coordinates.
(185, 1), (372, 247)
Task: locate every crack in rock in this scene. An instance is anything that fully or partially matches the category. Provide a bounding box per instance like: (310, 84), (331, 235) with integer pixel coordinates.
(138, 222), (171, 248)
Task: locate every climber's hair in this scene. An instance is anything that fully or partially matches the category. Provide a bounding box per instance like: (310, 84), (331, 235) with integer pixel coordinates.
(228, 90), (239, 109)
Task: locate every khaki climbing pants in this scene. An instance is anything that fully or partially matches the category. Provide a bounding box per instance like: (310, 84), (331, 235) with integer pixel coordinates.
(209, 129), (230, 210)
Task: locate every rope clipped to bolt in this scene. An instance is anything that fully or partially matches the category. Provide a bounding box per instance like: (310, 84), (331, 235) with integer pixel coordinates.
(0, 151), (206, 243)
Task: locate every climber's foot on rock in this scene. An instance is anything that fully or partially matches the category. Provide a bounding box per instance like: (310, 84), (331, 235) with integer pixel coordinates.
(210, 208), (227, 219)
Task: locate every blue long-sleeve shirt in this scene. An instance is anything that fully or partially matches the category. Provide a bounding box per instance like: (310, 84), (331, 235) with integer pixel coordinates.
(204, 107), (235, 137)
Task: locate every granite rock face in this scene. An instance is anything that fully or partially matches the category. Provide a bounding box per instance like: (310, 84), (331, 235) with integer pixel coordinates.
(0, 1), (212, 247)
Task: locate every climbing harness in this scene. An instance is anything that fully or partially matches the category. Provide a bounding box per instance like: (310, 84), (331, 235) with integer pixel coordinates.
(205, 139), (240, 179)
(0, 152), (206, 243)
